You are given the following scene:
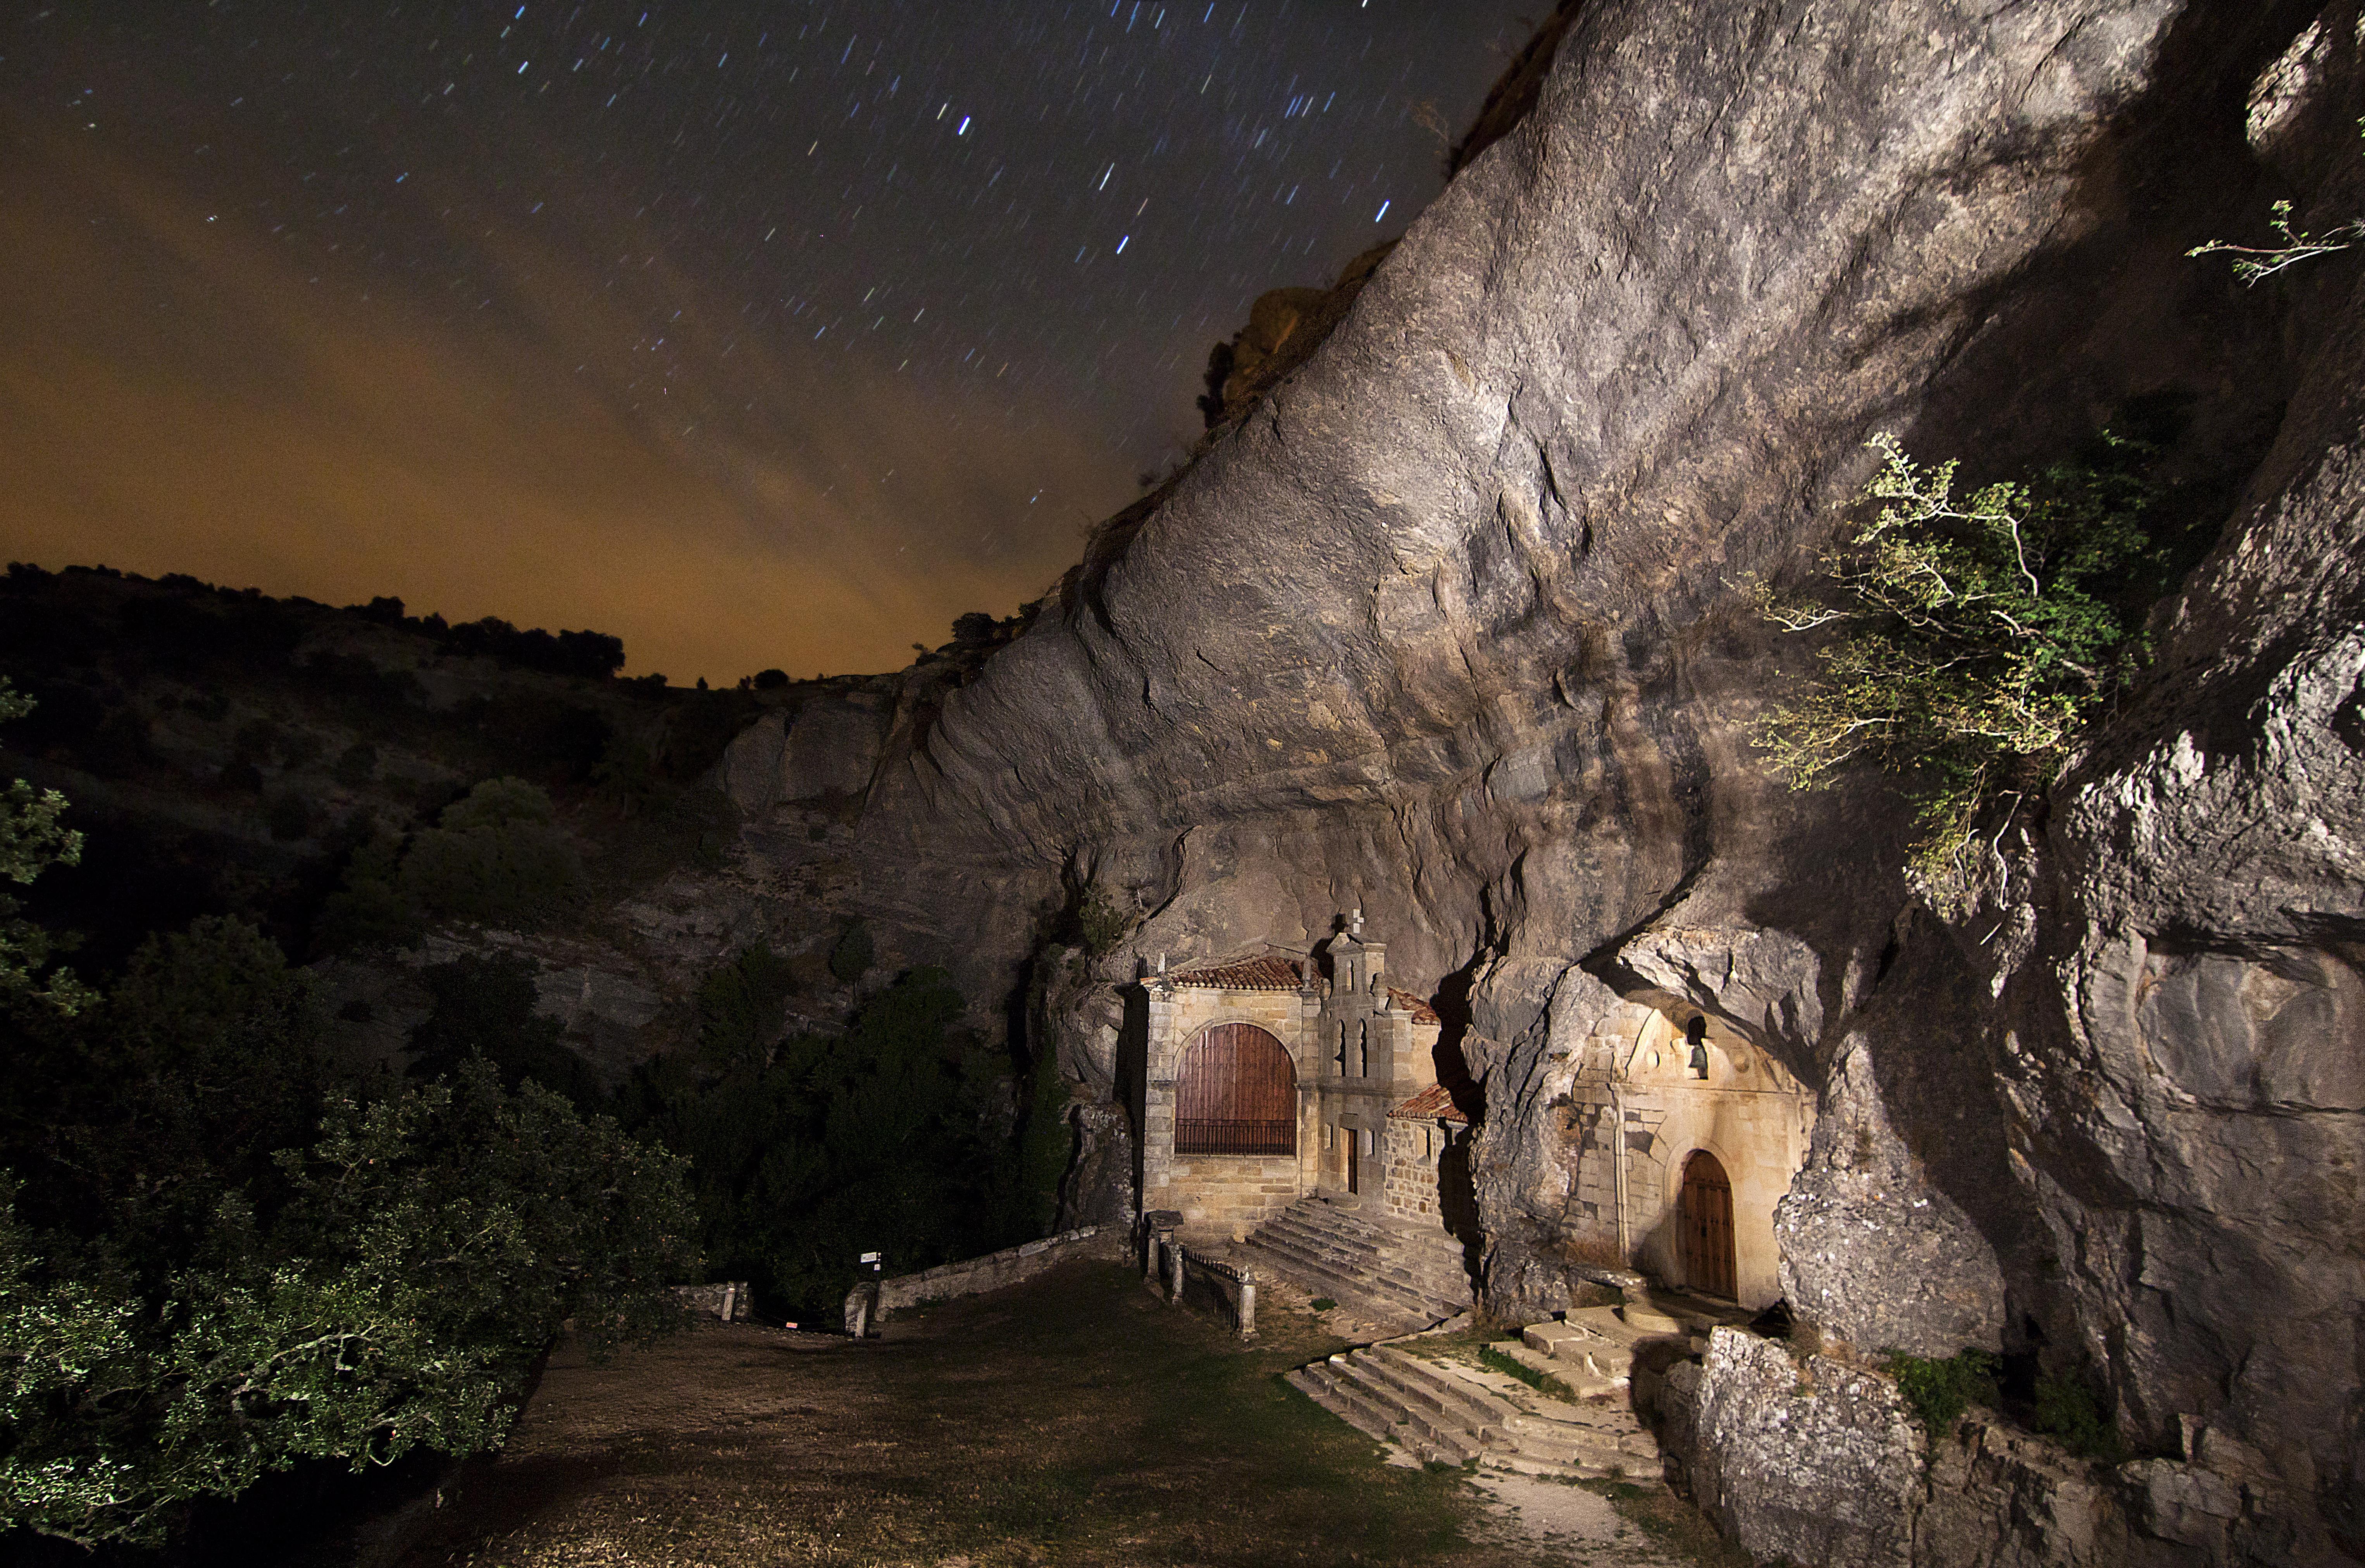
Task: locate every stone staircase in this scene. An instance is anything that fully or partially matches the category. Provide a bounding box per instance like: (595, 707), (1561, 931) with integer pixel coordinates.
(1285, 1341), (1662, 1479)
(1240, 1196), (1473, 1328)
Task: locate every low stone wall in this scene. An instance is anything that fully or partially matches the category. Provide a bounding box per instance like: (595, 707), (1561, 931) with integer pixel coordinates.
(1176, 1244), (1257, 1338)
(674, 1281), (752, 1322)
(841, 1225), (1125, 1335)
(1662, 1326), (2318, 1568)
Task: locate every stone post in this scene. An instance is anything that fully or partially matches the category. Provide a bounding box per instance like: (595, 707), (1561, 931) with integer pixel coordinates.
(1238, 1271), (1256, 1338)
(1167, 1234), (1186, 1303)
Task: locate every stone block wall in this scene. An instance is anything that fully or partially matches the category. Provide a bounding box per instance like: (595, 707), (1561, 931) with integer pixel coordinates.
(842, 1225), (1127, 1333)
(1140, 983), (1316, 1232)
(1143, 1151), (1301, 1235)
(673, 1281), (752, 1321)
(1381, 1119), (1446, 1224)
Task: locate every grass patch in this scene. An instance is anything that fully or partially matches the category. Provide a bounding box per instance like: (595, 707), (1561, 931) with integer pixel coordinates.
(416, 1260), (1516, 1566)
(1310, 1298), (1337, 1312)
(1479, 1343), (1578, 1403)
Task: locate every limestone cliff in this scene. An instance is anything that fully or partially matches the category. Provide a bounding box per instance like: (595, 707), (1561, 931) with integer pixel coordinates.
(726, 2), (2363, 1560)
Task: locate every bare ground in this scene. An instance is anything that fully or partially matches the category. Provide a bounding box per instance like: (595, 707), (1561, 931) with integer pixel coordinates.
(391, 1260), (1741, 1568)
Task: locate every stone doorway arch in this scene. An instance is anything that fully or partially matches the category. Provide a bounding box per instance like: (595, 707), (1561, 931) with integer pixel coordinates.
(1679, 1149), (1736, 1299)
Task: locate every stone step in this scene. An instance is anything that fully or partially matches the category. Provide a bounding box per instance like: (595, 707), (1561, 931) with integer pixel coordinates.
(1345, 1347), (1631, 1480)
(1351, 1347), (1518, 1442)
(1240, 1233), (1462, 1324)
(1327, 1354), (1489, 1465)
(1248, 1205), (1473, 1317)
(1509, 1329), (1632, 1395)
(1238, 1241), (1439, 1329)
(1288, 1333), (1657, 1482)
(1278, 1209), (1472, 1281)
(1287, 1364), (1402, 1446)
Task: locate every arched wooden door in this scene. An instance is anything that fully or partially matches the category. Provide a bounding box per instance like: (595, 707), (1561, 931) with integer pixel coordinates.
(1679, 1150), (1736, 1299)
(1175, 1023), (1296, 1155)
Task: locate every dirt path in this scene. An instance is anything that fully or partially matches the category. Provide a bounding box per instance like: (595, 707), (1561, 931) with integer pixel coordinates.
(394, 1260), (1738, 1568)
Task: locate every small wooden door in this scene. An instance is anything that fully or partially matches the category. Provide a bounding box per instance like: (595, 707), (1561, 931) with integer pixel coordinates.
(1679, 1150), (1736, 1299)
(1345, 1127), (1361, 1193)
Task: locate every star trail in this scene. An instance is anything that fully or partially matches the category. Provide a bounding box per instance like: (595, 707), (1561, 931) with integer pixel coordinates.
(2, 2), (1533, 681)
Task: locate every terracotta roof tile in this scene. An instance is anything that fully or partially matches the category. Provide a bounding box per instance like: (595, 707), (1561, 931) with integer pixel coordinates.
(1388, 1082), (1470, 1124)
(1385, 986), (1441, 1024)
(1162, 954), (1304, 992)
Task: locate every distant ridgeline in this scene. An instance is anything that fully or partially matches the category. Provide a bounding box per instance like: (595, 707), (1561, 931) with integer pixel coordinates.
(345, 592), (625, 681)
(0, 562), (768, 971)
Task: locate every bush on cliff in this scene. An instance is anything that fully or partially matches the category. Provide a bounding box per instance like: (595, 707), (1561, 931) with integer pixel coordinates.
(1755, 431), (2177, 892)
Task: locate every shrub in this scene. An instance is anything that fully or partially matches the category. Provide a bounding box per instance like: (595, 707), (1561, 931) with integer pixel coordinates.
(1886, 1348), (2000, 1437)
(0, 1064), (695, 1548)
(265, 790), (316, 842)
(0, 919), (697, 1549)
(407, 953), (602, 1111)
(0, 680), (87, 1013)
(828, 921), (875, 985)
(750, 668), (790, 691)
(2031, 1368), (2124, 1462)
(695, 945), (796, 1075)
(312, 824), (418, 955)
(397, 778), (582, 925)
(1756, 433), (2168, 893)
(332, 740), (379, 786)
(1073, 886), (1131, 956)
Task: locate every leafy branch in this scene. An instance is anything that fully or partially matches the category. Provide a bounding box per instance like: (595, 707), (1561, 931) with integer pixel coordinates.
(2187, 120), (2365, 285)
(1754, 433), (2162, 894)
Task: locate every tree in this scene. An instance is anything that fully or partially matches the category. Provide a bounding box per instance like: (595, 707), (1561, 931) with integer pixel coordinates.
(1755, 433), (2163, 892)
(0, 680), (88, 1014)
(0, 911), (698, 1549)
(397, 777), (583, 925)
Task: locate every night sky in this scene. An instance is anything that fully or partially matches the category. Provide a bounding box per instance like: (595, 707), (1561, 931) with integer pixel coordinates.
(2, 2), (1535, 683)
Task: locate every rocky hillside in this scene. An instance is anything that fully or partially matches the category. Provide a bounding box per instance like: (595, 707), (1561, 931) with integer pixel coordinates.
(729, 2), (2365, 1563)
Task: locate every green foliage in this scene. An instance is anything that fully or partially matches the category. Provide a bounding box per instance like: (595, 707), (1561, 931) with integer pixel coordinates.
(2188, 121), (2365, 284)
(591, 729), (660, 818)
(407, 953), (604, 1111)
(1885, 1349), (2000, 1438)
(0, 680), (89, 1014)
(1481, 1343), (1578, 1402)
(0, 918), (697, 1548)
(332, 740), (379, 787)
(694, 943), (796, 1075)
(265, 789), (316, 842)
(619, 969), (1039, 1320)
(1756, 433), (2168, 892)
(1309, 1298), (1337, 1312)
(1015, 1042), (1073, 1236)
(312, 823), (419, 955)
(827, 919), (875, 985)
(1072, 885), (1132, 956)
(397, 776), (583, 925)
(2031, 1368), (2124, 1462)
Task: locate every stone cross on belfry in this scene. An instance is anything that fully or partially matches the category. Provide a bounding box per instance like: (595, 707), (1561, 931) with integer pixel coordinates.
(1350, 907), (1364, 937)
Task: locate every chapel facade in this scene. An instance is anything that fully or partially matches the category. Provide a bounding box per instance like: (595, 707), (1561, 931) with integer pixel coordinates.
(1134, 915), (1471, 1236)
(1551, 999), (1816, 1308)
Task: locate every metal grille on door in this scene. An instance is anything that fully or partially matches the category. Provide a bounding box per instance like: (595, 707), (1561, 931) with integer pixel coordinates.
(1175, 1022), (1296, 1155)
